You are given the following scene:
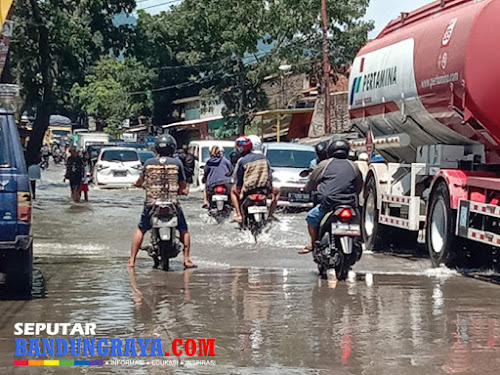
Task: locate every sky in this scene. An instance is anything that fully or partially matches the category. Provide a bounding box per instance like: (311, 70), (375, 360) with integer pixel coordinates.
(365, 0), (434, 38)
(136, 0), (434, 38)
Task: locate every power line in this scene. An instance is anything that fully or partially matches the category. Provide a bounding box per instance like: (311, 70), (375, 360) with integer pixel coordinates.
(137, 0), (181, 11)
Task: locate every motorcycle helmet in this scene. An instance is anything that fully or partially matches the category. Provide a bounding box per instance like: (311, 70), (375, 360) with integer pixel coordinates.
(315, 141), (329, 161)
(210, 145), (222, 158)
(155, 134), (177, 157)
(248, 135), (263, 154)
(327, 137), (350, 159)
(235, 136), (253, 155)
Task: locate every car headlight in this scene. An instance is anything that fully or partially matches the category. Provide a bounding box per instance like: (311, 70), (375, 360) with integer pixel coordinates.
(273, 176), (281, 183)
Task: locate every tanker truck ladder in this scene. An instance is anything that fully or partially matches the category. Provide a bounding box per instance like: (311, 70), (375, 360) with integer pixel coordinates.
(456, 176), (500, 248)
(379, 163), (427, 232)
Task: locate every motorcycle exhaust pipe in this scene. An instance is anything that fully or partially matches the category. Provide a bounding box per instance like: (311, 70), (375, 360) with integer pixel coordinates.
(339, 236), (353, 255)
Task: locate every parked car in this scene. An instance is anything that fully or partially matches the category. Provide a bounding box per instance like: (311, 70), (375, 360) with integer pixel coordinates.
(94, 147), (142, 188)
(264, 142), (316, 208)
(188, 140), (235, 187)
(138, 150), (155, 165)
(0, 110), (32, 295)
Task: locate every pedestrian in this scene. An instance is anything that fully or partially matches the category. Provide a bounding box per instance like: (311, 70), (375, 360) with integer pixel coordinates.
(177, 145), (195, 187)
(80, 151), (91, 202)
(64, 147), (84, 202)
(28, 163), (41, 200)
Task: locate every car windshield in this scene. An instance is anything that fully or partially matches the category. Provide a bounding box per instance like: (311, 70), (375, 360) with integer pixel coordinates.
(267, 149), (316, 169)
(0, 119), (11, 167)
(138, 151), (154, 164)
(101, 150), (138, 162)
(201, 146), (233, 162)
(52, 130), (70, 136)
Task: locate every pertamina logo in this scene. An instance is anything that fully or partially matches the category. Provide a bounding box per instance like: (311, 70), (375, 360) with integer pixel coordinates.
(350, 57), (398, 106)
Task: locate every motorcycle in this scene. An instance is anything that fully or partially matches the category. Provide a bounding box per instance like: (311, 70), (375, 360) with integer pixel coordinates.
(39, 156), (49, 170)
(314, 205), (362, 280)
(241, 191), (269, 241)
(53, 152), (64, 165)
(141, 201), (182, 271)
(207, 185), (232, 222)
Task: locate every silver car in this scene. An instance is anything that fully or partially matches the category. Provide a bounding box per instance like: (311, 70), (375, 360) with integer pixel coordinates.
(264, 143), (317, 208)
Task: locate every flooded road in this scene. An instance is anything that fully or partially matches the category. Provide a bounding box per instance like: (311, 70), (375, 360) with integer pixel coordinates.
(1, 165), (500, 374)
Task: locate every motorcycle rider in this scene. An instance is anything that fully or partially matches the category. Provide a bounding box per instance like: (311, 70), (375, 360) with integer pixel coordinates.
(202, 145), (234, 209)
(127, 134), (197, 270)
(300, 137), (362, 254)
(40, 143), (50, 169)
(309, 141), (328, 169)
(231, 136), (280, 222)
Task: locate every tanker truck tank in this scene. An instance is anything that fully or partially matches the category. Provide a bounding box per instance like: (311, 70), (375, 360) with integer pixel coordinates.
(349, 0), (500, 164)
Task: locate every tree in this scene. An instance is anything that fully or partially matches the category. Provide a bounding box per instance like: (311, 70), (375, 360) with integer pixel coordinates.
(10, 0), (135, 164)
(125, 10), (201, 127)
(161, 0), (271, 135)
(154, 0), (372, 135)
(70, 57), (155, 138)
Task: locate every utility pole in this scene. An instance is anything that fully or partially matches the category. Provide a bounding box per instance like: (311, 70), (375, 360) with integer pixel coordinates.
(321, 0), (331, 134)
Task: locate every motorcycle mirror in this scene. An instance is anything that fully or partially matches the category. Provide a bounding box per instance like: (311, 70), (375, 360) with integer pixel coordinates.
(299, 169), (310, 178)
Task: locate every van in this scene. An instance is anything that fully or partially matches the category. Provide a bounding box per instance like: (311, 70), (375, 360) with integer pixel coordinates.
(0, 110), (32, 295)
(188, 140), (235, 187)
(43, 125), (72, 148)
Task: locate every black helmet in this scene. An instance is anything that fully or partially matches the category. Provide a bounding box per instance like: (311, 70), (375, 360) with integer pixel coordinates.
(155, 134), (177, 156)
(315, 141), (329, 161)
(327, 137), (350, 159)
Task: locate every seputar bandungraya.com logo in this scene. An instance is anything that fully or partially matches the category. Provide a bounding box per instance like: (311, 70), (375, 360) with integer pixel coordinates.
(13, 323), (216, 367)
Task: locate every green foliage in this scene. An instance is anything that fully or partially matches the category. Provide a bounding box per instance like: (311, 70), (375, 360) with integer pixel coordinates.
(70, 57), (155, 137)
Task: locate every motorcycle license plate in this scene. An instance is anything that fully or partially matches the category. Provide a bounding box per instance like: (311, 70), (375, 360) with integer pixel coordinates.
(248, 206), (267, 214)
(288, 193), (310, 202)
(212, 195), (228, 202)
(113, 170), (127, 177)
(332, 223), (360, 236)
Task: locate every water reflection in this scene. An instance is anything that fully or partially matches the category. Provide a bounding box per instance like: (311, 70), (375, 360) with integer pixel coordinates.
(2, 264), (500, 374)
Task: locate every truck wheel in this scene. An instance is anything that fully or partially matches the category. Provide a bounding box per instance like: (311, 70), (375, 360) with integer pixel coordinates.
(362, 176), (387, 251)
(6, 246), (33, 298)
(426, 180), (461, 268)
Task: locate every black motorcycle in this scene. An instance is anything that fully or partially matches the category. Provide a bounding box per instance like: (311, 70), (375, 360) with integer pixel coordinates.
(314, 205), (362, 280)
(141, 201), (182, 271)
(207, 184), (232, 223)
(241, 191), (269, 241)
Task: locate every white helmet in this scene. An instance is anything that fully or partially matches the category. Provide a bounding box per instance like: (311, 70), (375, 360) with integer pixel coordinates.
(248, 135), (263, 153)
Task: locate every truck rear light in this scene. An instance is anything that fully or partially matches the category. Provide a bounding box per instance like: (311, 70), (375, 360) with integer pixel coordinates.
(17, 192), (31, 222)
(215, 185), (225, 194)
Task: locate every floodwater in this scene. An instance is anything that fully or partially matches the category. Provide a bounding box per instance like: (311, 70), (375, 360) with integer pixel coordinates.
(1, 165), (500, 374)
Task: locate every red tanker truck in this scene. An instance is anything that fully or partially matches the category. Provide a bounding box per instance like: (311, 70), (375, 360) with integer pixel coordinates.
(349, 0), (500, 267)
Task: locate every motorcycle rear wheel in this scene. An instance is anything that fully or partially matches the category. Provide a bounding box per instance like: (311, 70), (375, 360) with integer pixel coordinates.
(159, 240), (173, 271)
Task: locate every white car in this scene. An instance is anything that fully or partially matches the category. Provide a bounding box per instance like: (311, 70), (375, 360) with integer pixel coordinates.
(264, 142), (317, 208)
(94, 147), (143, 188)
(188, 140), (235, 187)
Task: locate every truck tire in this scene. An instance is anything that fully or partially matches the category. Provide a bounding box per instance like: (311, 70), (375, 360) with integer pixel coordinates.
(362, 175), (419, 252)
(362, 176), (388, 251)
(426, 180), (462, 268)
(6, 246), (33, 298)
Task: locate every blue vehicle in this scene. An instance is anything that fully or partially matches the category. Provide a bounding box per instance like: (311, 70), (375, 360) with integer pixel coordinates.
(0, 111), (32, 296)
